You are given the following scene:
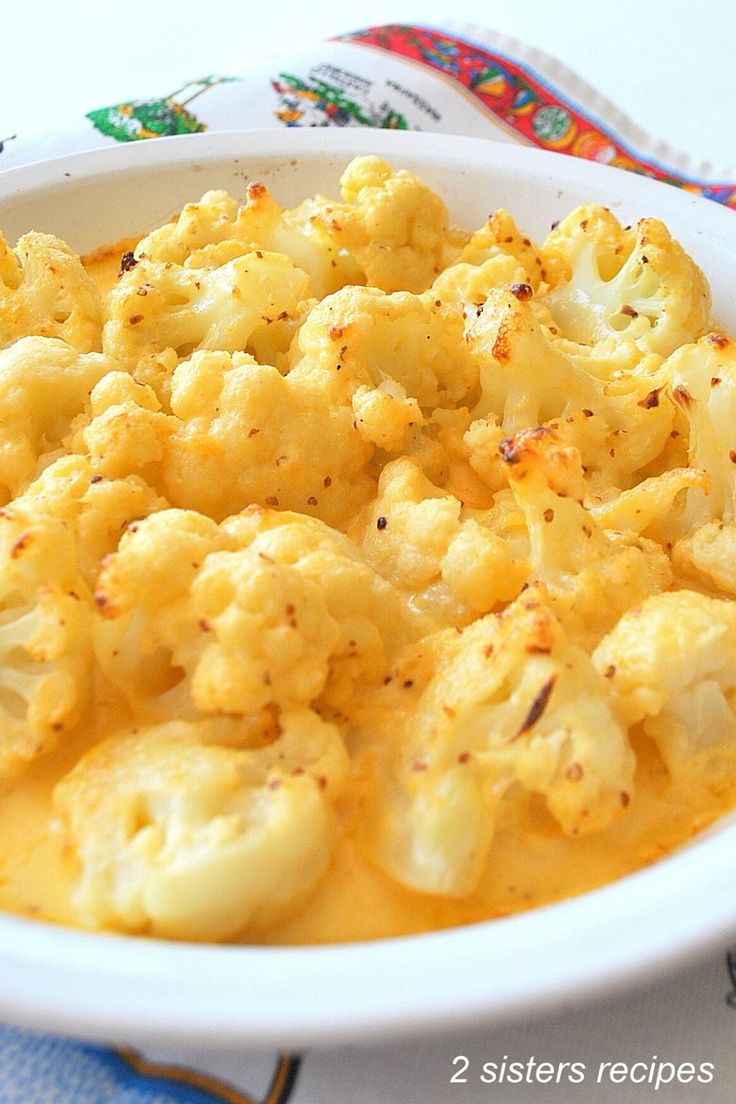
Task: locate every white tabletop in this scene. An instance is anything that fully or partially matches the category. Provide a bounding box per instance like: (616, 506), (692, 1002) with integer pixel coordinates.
(3, 0), (735, 172)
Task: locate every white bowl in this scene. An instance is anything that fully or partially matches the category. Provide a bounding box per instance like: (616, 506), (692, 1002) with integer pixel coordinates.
(1, 129), (736, 1050)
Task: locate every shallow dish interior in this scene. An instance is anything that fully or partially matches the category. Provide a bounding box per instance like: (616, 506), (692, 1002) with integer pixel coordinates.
(1, 128), (736, 1049)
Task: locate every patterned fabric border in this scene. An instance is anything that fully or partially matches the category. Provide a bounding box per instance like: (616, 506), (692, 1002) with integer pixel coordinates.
(335, 24), (736, 208)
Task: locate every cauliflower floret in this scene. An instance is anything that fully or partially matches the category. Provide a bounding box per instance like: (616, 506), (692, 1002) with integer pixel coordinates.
(666, 332), (736, 525)
(188, 550), (342, 716)
(427, 254), (528, 326)
(136, 183), (361, 298)
(358, 458), (461, 590)
(54, 710), (348, 939)
(93, 509), (231, 713)
(673, 521), (736, 596)
(362, 596), (634, 897)
(92, 509), (239, 716)
(73, 370), (172, 484)
(291, 283), (478, 410)
(462, 416), (509, 494)
(17, 454), (168, 585)
(0, 337), (114, 503)
(311, 156), (454, 293)
(591, 467), (709, 539)
(469, 288), (606, 430)
(499, 426), (672, 648)
(594, 364), (676, 484)
(356, 457), (528, 622)
(456, 210), (548, 290)
(593, 591), (736, 777)
(441, 519), (530, 614)
(0, 506), (92, 776)
(469, 287), (675, 485)
(95, 504), (416, 718)
(351, 383), (424, 452)
(223, 506), (419, 709)
(542, 206), (711, 358)
(0, 231), (102, 352)
(162, 349), (375, 527)
(103, 249), (309, 369)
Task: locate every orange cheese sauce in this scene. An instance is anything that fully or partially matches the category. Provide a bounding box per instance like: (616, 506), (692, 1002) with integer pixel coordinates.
(0, 241), (734, 945)
(81, 236), (142, 298)
(1, 695), (735, 944)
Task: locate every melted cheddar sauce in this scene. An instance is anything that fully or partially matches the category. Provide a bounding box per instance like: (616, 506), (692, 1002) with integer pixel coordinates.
(0, 241), (734, 945)
(1, 695), (735, 944)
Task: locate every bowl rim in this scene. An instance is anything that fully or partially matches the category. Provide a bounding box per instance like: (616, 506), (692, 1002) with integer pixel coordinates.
(1, 128), (736, 1050)
(2, 126), (735, 240)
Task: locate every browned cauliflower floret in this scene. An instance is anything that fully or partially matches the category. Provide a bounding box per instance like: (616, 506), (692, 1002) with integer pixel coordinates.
(17, 453), (168, 585)
(67, 370), (173, 486)
(311, 156), (455, 293)
(0, 337), (114, 503)
(666, 333), (736, 526)
(469, 287), (676, 485)
(456, 209), (548, 290)
(161, 349), (375, 527)
(291, 283), (478, 411)
(362, 596), (634, 897)
(103, 249), (309, 369)
(469, 287), (606, 430)
(54, 711), (348, 939)
(593, 591), (736, 778)
(427, 254), (528, 327)
(499, 426), (672, 648)
(222, 506), (418, 711)
(0, 506), (92, 776)
(0, 231), (102, 352)
(542, 206), (711, 358)
(94, 506), (412, 720)
(356, 457), (528, 623)
(591, 467), (709, 540)
(136, 183), (361, 298)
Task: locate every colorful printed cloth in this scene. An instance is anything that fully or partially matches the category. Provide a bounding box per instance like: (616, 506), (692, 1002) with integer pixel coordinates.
(1, 22), (734, 206)
(1, 21), (736, 1104)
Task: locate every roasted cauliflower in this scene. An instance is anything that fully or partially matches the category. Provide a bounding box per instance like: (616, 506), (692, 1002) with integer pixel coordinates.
(0, 232), (102, 352)
(0, 505), (92, 776)
(0, 337), (113, 503)
(543, 206), (711, 358)
(311, 156), (457, 293)
(54, 710), (348, 939)
(0, 157), (732, 948)
(363, 596), (634, 897)
(135, 181), (361, 299)
(593, 591), (736, 777)
(104, 248), (309, 369)
(93, 506), (413, 720)
(162, 348), (375, 527)
(499, 425), (672, 647)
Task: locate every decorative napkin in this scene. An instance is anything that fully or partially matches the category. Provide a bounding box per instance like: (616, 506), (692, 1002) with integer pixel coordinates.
(2, 22), (735, 205)
(1, 22), (735, 1104)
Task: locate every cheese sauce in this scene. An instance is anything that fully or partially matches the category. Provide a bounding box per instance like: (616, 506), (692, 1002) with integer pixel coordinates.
(0, 241), (734, 946)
